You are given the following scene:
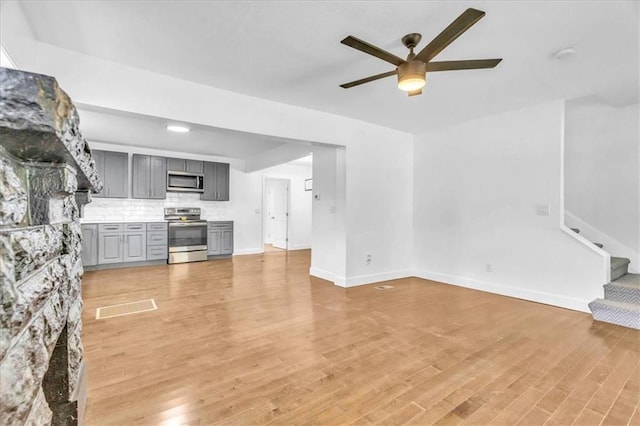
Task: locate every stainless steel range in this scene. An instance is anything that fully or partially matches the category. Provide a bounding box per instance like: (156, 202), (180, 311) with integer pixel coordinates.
(164, 207), (208, 264)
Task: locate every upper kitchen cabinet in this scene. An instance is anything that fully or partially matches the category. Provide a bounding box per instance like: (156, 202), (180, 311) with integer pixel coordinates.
(201, 161), (230, 201)
(92, 150), (128, 198)
(132, 154), (167, 199)
(167, 158), (204, 173)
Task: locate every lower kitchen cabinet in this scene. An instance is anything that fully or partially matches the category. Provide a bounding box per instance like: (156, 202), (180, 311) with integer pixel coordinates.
(146, 222), (168, 260)
(123, 231), (146, 262)
(81, 220), (235, 267)
(147, 246), (168, 260)
(91, 223), (149, 265)
(98, 232), (123, 264)
(81, 224), (98, 266)
(208, 221), (233, 256)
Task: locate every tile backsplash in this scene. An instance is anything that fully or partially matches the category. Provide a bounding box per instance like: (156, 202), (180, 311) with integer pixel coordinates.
(82, 192), (230, 222)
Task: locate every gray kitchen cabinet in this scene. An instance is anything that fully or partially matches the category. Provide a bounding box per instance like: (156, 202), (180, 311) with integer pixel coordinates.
(146, 222), (168, 261)
(80, 224), (98, 266)
(167, 158), (203, 173)
(167, 157), (185, 172)
(92, 150), (105, 197)
(97, 223), (147, 264)
(132, 154), (167, 199)
(207, 228), (221, 255)
(221, 227), (233, 254)
(186, 159), (204, 173)
(123, 231), (146, 262)
(124, 233), (146, 262)
(208, 221), (233, 255)
(92, 150), (128, 198)
(149, 156), (167, 199)
(201, 162), (230, 201)
(98, 232), (123, 264)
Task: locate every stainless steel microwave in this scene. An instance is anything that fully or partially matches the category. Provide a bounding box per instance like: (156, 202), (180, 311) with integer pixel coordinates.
(167, 170), (204, 192)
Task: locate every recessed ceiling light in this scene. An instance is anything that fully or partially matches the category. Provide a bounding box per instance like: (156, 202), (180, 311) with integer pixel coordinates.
(166, 125), (190, 133)
(553, 47), (576, 60)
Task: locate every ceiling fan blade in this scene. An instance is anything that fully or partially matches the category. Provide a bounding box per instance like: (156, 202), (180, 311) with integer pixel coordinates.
(341, 35), (405, 67)
(408, 89), (422, 97)
(340, 70), (397, 89)
(427, 58), (502, 72)
(415, 8), (486, 63)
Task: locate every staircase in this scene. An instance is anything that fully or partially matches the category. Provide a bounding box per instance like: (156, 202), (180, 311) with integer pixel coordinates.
(589, 274), (640, 329)
(593, 267), (640, 330)
(569, 228), (639, 329)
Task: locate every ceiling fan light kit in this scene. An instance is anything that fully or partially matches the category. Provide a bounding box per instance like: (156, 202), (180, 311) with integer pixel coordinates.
(397, 61), (427, 91)
(340, 8), (502, 97)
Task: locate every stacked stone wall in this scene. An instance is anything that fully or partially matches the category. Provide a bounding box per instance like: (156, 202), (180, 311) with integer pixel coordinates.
(0, 68), (101, 425)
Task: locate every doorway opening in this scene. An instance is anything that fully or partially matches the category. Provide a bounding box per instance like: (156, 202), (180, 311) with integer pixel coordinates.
(263, 177), (290, 251)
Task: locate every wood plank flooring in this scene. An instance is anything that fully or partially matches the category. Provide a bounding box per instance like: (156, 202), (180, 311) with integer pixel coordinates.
(81, 250), (640, 425)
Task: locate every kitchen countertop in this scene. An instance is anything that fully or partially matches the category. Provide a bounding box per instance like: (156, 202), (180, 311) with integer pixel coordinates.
(79, 219), (233, 224)
(79, 219), (167, 224)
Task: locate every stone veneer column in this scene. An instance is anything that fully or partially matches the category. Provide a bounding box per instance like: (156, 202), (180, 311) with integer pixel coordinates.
(1, 68), (102, 425)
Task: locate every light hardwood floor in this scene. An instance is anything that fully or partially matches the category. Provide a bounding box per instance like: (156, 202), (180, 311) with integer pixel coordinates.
(81, 250), (640, 425)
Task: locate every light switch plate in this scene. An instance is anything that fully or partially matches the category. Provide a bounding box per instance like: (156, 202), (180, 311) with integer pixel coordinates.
(535, 205), (550, 216)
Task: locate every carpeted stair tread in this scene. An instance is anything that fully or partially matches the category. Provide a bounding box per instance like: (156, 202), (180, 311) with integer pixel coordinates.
(589, 298), (640, 329)
(611, 256), (631, 281)
(612, 273), (640, 287)
(611, 257), (631, 269)
(604, 275), (640, 304)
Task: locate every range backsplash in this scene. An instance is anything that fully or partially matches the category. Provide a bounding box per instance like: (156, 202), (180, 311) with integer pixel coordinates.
(82, 192), (232, 222)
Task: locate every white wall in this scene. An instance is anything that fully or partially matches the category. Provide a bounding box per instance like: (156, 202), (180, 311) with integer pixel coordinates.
(260, 162), (313, 251)
(564, 97), (640, 272)
(82, 141), (264, 255)
(344, 136), (414, 286)
(413, 101), (608, 312)
(310, 146), (347, 283)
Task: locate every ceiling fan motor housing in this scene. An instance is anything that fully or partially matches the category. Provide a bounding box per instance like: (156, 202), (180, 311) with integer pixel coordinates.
(397, 60), (427, 91)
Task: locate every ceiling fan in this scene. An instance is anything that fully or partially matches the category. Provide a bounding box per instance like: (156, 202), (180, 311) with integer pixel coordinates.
(339, 8), (502, 96)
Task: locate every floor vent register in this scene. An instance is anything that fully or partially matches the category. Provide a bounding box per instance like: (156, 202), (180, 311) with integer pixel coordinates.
(96, 299), (158, 319)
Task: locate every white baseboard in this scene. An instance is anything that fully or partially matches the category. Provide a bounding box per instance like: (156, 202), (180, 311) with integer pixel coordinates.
(413, 269), (591, 313)
(340, 269), (413, 288)
(309, 268), (413, 288)
(288, 245), (311, 251)
(309, 267), (337, 283)
(233, 248), (264, 255)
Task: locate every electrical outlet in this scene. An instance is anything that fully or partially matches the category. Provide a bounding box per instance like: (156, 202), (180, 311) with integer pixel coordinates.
(486, 263), (493, 272)
(366, 254), (372, 264)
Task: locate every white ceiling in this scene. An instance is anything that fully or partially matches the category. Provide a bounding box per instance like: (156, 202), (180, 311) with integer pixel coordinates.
(75, 105), (299, 160)
(15, 1), (640, 138)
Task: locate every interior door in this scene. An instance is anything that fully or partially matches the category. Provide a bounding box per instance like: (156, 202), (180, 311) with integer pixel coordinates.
(268, 178), (289, 249)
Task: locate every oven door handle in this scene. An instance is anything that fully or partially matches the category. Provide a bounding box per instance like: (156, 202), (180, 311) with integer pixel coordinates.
(168, 222), (207, 227)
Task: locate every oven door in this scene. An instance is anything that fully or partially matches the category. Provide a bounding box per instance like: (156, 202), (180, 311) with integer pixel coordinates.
(168, 222), (207, 252)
